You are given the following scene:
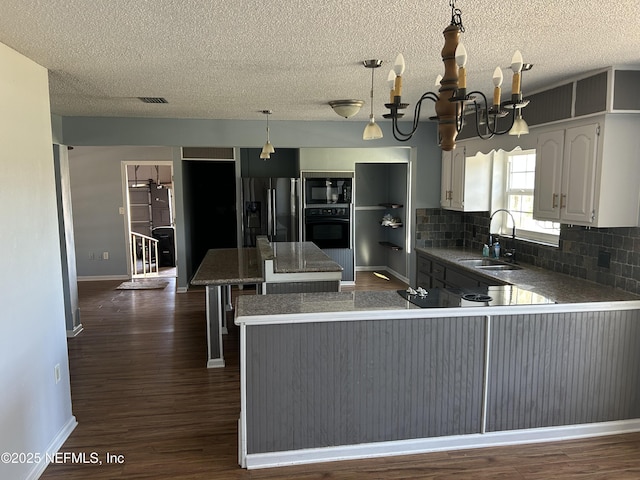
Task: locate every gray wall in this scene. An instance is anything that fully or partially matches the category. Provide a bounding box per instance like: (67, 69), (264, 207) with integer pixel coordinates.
(0, 42), (74, 480)
(60, 118), (440, 289)
(68, 146), (174, 279)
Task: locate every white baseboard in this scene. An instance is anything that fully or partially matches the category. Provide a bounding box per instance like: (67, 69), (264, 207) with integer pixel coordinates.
(66, 324), (83, 338)
(245, 419), (640, 470)
(207, 358), (225, 368)
(77, 275), (129, 282)
(25, 415), (77, 480)
(176, 286), (189, 293)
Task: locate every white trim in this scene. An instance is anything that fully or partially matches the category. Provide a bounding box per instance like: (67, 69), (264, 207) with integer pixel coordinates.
(480, 315), (491, 434)
(235, 300), (640, 326)
(25, 416), (78, 480)
(176, 286), (189, 294)
(77, 275), (129, 282)
(263, 259), (343, 283)
(244, 419), (640, 470)
(207, 358), (225, 368)
(239, 323), (248, 467)
(66, 323), (84, 338)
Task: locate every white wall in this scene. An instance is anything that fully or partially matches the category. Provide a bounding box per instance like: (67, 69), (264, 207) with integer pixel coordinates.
(0, 42), (76, 479)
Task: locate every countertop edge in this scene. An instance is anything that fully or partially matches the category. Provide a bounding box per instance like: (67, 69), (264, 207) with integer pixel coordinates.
(235, 299), (640, 326)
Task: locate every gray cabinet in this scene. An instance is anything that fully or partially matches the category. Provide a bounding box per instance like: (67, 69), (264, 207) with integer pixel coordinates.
(416, 250), (507, 289)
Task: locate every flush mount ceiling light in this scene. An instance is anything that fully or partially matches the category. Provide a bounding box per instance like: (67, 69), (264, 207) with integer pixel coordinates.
(383, 0), (532, 151)
(363, 59), (383, 141)
(328, 99), (365, 118)
(259, 110), (275, 159)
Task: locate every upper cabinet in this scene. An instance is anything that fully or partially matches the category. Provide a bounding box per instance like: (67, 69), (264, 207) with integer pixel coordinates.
(534, 115), (640, 227)
(441, 147), (491, 212)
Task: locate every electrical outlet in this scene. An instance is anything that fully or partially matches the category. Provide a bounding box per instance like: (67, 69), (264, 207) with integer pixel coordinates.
(89, 252), (95, 260)
(103, 251), (109, 260)
(54, 364), (61, 384)
(119, 206), (125, 215)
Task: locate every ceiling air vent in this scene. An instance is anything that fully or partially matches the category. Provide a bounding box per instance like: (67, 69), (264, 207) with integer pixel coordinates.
(138, 97), (168, 104)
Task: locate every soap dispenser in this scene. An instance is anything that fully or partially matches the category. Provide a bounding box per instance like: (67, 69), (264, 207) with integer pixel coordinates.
(493, 240), (501, 259)
(482, 244), (489, 257)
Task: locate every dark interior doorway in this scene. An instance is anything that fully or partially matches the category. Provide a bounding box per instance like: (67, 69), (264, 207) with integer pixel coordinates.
(183, 160), (237, 273)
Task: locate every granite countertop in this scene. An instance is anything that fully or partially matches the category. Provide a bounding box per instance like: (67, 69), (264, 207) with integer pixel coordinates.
(236, 290), (417, 319)
(271, 242), (343, 273)
(256, 236), (342, 274)
(236, 285), (558, 320)
(191, 248), (264, 286)
(416, 246), (640, 303)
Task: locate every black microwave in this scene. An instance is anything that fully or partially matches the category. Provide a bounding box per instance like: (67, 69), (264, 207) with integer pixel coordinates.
(304, 177), (352, 205)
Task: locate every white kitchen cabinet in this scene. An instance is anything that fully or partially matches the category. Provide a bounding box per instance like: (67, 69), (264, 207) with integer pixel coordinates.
(534, 115), (640, 227)
(440, 147), (491, 212)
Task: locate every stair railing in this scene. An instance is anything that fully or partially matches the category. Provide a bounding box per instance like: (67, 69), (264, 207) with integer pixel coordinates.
(131, 232), (159, 276)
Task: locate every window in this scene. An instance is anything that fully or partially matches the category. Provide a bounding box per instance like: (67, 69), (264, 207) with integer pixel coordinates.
(499, 150), (560, 244)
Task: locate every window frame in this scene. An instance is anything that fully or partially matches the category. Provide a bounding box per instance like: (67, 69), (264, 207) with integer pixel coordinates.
(498, 149), (560, 246)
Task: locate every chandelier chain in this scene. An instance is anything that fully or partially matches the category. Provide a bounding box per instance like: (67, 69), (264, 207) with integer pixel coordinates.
(449, 0), (464, 32)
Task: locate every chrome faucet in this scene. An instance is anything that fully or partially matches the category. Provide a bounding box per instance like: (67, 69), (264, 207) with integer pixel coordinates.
(489, 209), (517, 263)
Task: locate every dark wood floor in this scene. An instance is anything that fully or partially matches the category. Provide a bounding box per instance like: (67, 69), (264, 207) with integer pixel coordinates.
(41, 273), (640, 479)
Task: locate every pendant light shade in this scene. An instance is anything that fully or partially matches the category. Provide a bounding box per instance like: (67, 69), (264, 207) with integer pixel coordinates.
(508, 110), (529, 138)
(363, 116), (383, 140)
(259, 110), (275, 159)
(363, 59), (383, 141)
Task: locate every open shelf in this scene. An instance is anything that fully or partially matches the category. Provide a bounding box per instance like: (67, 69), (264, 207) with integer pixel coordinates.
(379, 203), (404, 209)
(379, 241), (403, 251)
(381, 221), (403, 229)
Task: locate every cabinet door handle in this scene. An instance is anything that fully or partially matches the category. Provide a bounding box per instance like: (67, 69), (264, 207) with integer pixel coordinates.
(560, 194), (567, 209)
(552, 193), (558, 208)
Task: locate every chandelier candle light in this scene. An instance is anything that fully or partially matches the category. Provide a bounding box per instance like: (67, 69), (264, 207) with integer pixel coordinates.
(384, 0), (531, 151)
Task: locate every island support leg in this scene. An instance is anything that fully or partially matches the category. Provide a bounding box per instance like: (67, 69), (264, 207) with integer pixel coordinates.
(205, 285), (225, 368)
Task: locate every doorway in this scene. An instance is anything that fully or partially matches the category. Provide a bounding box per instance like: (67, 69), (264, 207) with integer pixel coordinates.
(123, 161), (177, 278)
(182, 160), (237, 274)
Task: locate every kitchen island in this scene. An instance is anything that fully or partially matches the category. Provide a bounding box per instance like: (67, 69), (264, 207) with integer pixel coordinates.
(256, 236), (343, 293)
(235, 286), (640, 469)
(191, 240), (342, 368)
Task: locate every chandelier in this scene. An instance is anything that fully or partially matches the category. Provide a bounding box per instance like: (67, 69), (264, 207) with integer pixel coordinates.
(384, 0), (532, 151)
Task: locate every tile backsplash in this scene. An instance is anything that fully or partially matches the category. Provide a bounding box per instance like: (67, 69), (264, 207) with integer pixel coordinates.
(415, 208), (640, 295)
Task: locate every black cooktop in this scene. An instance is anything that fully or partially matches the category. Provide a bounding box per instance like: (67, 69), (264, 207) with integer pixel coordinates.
(397, 285), (555, 308)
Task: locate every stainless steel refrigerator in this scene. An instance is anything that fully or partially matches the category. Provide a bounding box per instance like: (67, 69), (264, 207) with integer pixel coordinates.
(241, 177), (300, 247)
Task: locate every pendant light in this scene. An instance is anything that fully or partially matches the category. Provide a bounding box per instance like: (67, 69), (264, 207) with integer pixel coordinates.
(259, 110), (275, 159)
(363, 59), (383, 140)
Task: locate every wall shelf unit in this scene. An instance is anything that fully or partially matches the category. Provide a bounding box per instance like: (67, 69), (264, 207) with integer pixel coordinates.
(355, 163), (409, 280)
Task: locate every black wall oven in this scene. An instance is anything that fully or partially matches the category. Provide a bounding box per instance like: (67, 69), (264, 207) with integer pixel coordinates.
(304, 207), (351, 249)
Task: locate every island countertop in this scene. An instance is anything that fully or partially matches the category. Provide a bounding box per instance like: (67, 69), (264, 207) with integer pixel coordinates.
(270, 241), (343, 273)
(233, 285), (640, 326)
(416, 246), (640, 303)
(191, 248), (263, 286)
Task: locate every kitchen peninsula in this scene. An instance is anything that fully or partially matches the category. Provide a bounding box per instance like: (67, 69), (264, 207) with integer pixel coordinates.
(191, 239), (342, 368)
(235, 262), (640, 469)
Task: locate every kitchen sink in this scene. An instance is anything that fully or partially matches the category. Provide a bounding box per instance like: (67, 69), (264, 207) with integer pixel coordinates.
(457, 258), (522, 271)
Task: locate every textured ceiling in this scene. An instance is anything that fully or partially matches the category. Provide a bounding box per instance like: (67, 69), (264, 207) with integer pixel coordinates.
(1, 0), (638, 122)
